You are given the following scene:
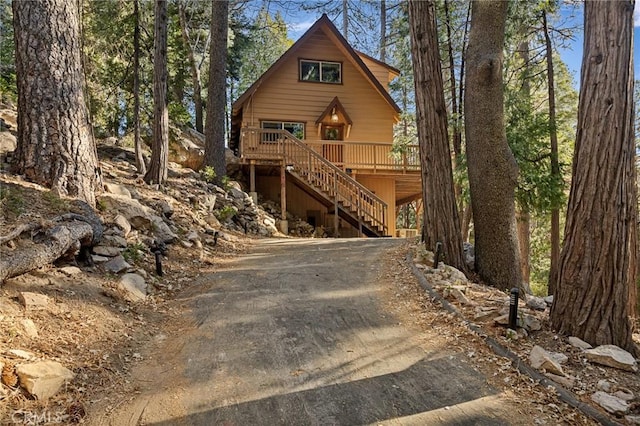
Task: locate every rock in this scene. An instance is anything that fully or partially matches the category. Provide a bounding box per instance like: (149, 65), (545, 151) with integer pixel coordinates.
(155, 199), (173, 218)
(18, 292), (50, 311)
(545, 373), (575, 389)
(113, 214), (132, 236)
(58, 266), (82, 276)
(20, 319), (39, 338)
(584, 345), (638, 372)
(91, 255), (109, 263)
(522, 314), (542, 331)
(204, 214), (221, 228)
(568, 336), (592, 350)
(591, 391), (629, 415)
(505, 328), (518, 340)
(151, 216), (177, 244)
(526, 296), (547, 311)
(494, 314), (509, 326)
(444, 265), (468, 284)
(529, 345), (565, 376)
(597, 379), (612, 392)
(104, 183), (131, 198)
(102, 235), (128, 248)
(626, 415), (640, 425)
(443, 287), (472, 305)
(544, 295), (554, 306)
(186, 230), (200, 242)
(93, 246), (122, 257)
(0, 131), (17, 154)
(15, 361), (74, 400)
(103, 255), (131, 274)
(548, 352), (568, 365)
(8, 349), (36, 360)
(100, 194), (176, 243)
(614, 389), (634, 402)
(118, 273), (147, 302)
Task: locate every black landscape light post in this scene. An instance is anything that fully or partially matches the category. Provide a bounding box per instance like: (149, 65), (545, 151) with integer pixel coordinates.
(509, 287), (519, 329)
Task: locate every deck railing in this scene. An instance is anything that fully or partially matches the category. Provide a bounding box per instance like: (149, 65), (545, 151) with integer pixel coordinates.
(240, 127), (388, 235)
(305, 141), (420, 172)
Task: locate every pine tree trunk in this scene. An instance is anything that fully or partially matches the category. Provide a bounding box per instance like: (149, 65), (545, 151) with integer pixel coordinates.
(205, 0), (228, 183)
(464, 0), (522, 289)
(543, 11), (560, 297)
(179, 3), (204, 133)
(516, 209), (531, 285)
(380, 0), (386, 62)
(550, 0), (637, 355)
(409, 0), (466, 272)
(133, 0), (146, 175)
(342, 0), (348, 41)
(12, 0), (101, 207)
(145, 0), (169, 185)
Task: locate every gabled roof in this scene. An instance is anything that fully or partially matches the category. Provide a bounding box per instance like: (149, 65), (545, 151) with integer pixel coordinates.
(316, 96), (352, 125)
(355, 50), (401, 77)
(232, 14), (401, 115)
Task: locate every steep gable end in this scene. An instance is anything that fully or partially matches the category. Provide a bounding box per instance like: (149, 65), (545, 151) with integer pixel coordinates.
(232, 14), (400, 115)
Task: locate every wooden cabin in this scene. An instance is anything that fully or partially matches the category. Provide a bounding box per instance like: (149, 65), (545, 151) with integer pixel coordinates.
(230, 14), (421, 237)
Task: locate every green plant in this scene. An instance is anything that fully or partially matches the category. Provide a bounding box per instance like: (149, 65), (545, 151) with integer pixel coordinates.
(122, 242), (146, 263)
(43, 190), (69, 212)
(221, 175), (231, 190)
(96, 198), (107, 211)
(0, 187), (24, 217)
(215, 205), (237, 222)
(201, 166), (217, 183)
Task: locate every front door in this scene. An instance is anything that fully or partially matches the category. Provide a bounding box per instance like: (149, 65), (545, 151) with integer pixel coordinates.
(322, 125), (344, 165)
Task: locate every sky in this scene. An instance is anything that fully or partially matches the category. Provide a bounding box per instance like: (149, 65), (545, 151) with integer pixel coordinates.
(270, 1), (640, 88)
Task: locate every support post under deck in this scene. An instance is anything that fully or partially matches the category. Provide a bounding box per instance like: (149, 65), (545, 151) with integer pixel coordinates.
(279, 163), (288, 234)
(249, 161), (257, 204)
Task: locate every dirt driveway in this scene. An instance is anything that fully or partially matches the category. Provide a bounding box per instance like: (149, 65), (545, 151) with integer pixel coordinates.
(95, 238), (541, 425)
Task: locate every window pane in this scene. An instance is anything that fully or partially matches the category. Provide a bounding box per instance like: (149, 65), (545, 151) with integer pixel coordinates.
(300, 61), (320, 81)
(284, 122), (305, 140)
(261, 121), (281, 130)
(321, 63), (341, 83)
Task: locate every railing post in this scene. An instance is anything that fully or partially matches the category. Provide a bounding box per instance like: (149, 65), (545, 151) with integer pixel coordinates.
(333, 170), (339, 238)
(357, 187), (363, 237)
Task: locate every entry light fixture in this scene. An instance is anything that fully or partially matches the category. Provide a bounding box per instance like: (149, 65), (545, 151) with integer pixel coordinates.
(330, 107), (339, 123)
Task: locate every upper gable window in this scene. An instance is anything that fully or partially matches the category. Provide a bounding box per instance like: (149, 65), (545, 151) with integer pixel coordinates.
(300, 60), (341, 84)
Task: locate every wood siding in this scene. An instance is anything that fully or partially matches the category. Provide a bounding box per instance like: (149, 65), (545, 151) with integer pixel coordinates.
(241, 29), (396, 144)
(356, 176), (396, 236)
(358, 54), (393, 90)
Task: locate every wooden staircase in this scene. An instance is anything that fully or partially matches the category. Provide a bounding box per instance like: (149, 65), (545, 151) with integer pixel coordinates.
(239, 128), (388, 237)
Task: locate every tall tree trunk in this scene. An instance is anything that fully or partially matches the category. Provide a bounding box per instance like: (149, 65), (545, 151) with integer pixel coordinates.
(409, 0), (466, 272)
(464, 0), (522, 289)
(133, 0), (146, 175)
(543, 11), (560, 297)
(145, 0), (169, 185)
(12, 0), (101, 207)
(342, 0), (348, 41)
(550, 0), (637, 355)
(205, 0), (228, 183)
(516, 39), (531, 287)
(380, 0), (386, 62)
(178, 3), (204, 133)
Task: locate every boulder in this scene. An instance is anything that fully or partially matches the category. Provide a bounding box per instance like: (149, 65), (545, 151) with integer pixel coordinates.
(113, 214), (132, 236)
(118, 273), (147, 302)
(91, 255), (109, 263)
(102, 235), (128, 248)
(568, 336), (592, 350)
(591, 391), (629, 416)
(626, 415), (640, 425)
(20, 319), (39, 338)
(18, 292), (50, 311)
(444, 286), (472, 305)
(597, 380), (612, 392)
(103, 183), (131, 198)
(93, 246), (122, 257)
(584, 345), (638, 372)
(548, 352), (568, 365)
(526, 296), (547, 311)
(103, 255), (131, 274)
(522, 314), (542, 331)
(99, 194), (176, 243)
(0, 131), (16, 154)
(614, 389), (634, 402)
(529, 345), (565, 376)
(58, 266), (82, 276)
(16, 361), (74, 400)
(544, 295), (554, 306)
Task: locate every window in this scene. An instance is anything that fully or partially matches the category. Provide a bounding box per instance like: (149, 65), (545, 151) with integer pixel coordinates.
(300, 60), (341, 84)
(261, 121), (305, 141)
